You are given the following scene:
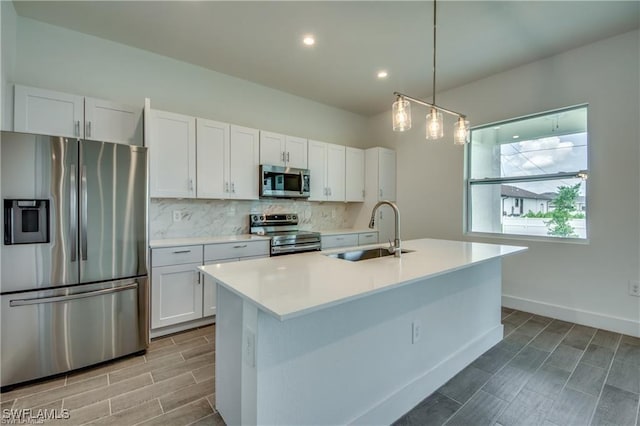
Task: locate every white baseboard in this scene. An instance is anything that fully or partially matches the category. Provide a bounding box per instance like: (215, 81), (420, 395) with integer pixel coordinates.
(350, 324), (503, 425)
(503, 294), (640, 337)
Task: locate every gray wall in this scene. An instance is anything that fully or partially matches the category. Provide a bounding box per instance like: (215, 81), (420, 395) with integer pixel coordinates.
(367, 30), (640, 334)
(6, 16), (369, 148)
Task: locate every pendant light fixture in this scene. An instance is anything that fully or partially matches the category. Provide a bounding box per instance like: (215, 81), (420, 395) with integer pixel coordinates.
(392, 0), (470, 145)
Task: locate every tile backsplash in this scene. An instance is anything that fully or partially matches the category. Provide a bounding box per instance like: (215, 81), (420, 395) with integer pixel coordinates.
(150, 198), (364, 239)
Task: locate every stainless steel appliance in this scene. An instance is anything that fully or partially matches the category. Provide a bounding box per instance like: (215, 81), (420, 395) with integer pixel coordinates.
(260, 165), (310, 199)
(250, 213), (321, 255)
(0, 131), (148, 388)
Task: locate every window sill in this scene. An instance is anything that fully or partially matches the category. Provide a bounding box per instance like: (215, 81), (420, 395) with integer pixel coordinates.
(464, 231), (590, 245)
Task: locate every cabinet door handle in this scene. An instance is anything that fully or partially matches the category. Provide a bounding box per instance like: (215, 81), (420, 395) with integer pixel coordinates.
(196, 272), (201, 285)
(379, 189), (383, 197)
(231, 182), (236, 193)
(225, 182), (229, 192)
(86, 121), (92, 138)
(281, 151), (286, 162)
(172, 249), (191, 254)
(287, 152), (290, 162)
(363, 234), (373, 238)
(75, 120), (81, 137)
(328, 187), (332, 196)
(233, 244), (248, 249)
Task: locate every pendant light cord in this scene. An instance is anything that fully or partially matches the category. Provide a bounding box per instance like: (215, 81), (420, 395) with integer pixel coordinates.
(432, 0), (437, 106)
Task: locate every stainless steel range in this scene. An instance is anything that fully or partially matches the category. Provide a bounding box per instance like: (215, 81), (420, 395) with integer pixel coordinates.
(250, 213), (321, 256)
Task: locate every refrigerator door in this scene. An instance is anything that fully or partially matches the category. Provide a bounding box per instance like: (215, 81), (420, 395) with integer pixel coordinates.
(0, 277), (148, 387)
(79, 141), (147, 283)
(0, 132), (79, 292)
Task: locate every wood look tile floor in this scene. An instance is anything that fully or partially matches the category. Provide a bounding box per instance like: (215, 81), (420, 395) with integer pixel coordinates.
(395, 308), (640, 426)
(3, 310), (639, 425)
(0, 325), (222, 425)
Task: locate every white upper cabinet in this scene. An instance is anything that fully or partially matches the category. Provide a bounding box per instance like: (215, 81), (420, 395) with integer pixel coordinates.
(308, 140), (345, 202)
(14, 85), (142, 145)
(345, 147), (365, 202)
(229, 125), (260, 200)
(308, 140), (327, 201)
(378, 148), (397, 201)
(366, 147), (396, 202)
(149, 109), (196, 198)
(14, 85), (83, 138)
(260, 131), (308, 169)
(326, 143), (346, 201)
(84, 98), (142, 145)
(284, 135), (308, 169)
(150, 112), (258, 200)
(196, 118), (229, 199)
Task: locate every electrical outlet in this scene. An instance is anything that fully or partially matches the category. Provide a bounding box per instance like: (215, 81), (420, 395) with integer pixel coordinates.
(412, 320), (421, 344)
(172, 210), (181, 222)
(629, 280), (640, 297)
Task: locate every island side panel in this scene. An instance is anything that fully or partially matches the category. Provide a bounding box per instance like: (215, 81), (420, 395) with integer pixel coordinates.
(215, 285), (245, 426)
(254, 258), (503, 425)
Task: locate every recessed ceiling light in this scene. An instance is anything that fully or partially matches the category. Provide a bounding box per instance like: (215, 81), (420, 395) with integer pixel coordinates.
(377, 70), (388, 79)
(512, 135), (520, 139)
(303, 35), (315, 46)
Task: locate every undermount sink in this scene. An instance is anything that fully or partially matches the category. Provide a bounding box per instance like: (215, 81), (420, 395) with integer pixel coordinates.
(325, 247), (414, 262)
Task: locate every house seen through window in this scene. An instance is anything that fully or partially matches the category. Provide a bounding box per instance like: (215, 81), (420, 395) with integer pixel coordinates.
(466, 105), (588, 239)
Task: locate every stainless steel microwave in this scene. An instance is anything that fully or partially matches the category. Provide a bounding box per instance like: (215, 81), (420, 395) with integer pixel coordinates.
(260, 165), (310, 198)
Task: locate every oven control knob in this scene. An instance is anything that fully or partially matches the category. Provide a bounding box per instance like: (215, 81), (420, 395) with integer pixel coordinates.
(292, 214), (297, 220)
(260, 215), (266, 221)
(251, 215), (258, 222)
(286, 215), (292, 220)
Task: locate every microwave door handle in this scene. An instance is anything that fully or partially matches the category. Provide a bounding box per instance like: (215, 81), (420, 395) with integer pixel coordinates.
(299, 171), (304, 194)
(70, 165), (77, 262)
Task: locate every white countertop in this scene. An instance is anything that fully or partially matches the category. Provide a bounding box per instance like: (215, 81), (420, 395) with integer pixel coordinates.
(199, 238), (527, 321)
(149, 234), (270, 249)
(318, 228), (377, 236)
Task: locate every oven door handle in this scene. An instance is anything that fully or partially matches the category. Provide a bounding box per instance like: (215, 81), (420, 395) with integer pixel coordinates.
(271, 242), (321, 255)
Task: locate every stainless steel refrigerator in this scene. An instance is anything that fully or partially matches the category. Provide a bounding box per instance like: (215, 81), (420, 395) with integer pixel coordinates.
(0, 131), (149, 388)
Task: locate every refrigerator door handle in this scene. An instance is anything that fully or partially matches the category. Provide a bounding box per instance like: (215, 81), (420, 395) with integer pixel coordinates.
(9, 282), (138, 307)
(70, 164), (78, 262)
(80, 165), (88, 261)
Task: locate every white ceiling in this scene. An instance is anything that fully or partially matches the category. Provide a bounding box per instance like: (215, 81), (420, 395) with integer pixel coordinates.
(11, 1), (640, 116)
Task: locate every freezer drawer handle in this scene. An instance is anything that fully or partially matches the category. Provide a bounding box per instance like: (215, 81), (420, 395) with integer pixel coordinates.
(9, 282), (138, 307)
(172, 250), (191, 254)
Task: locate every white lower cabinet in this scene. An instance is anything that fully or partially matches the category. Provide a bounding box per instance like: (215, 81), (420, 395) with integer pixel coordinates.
(151, 262), (203, 328)
(151, 240), (269, 336)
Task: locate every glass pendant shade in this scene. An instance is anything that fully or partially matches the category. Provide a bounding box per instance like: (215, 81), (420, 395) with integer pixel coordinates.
(453, 117), (470, 145)
(392, 97), (411, 132)
(425, 108), (444, 140)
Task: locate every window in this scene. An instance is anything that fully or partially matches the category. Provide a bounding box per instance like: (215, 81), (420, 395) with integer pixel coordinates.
(466, 105), (588, 239)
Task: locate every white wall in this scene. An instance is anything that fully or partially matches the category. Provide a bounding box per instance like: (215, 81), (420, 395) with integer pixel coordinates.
(1, 1), (17, 131)
(9, 17), (369, 148)
(368, 30), (640, 335)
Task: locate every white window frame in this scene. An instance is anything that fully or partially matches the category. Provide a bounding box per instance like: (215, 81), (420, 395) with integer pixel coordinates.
(464, 105), (590, 243)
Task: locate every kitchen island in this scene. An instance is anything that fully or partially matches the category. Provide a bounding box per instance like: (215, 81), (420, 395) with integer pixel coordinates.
(200, 238), (526, 425)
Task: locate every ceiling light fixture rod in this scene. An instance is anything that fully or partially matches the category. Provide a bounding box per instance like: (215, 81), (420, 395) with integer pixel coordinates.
(393, 91), (466, 119)
(432, 0), (437, 106)
(391, 0), (470, 144)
